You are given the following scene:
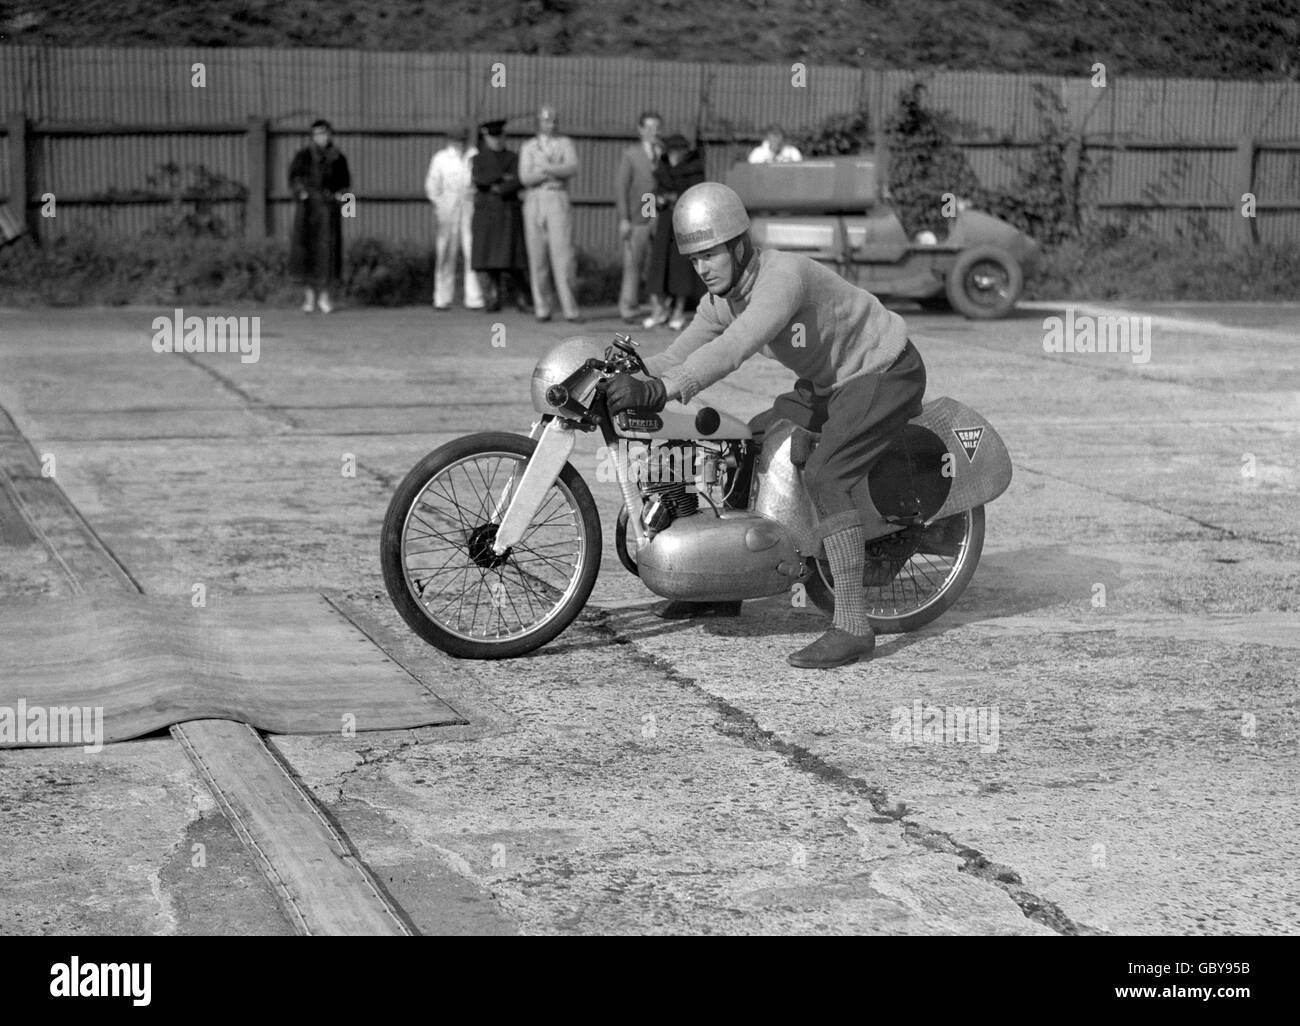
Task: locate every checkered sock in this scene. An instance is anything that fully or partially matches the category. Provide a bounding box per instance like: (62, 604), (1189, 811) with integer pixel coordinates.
(824, 525), (871, 636)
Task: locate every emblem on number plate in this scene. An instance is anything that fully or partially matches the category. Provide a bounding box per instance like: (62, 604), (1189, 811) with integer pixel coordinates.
(619, 412), (663, 432)
(953, 425), (984, 462)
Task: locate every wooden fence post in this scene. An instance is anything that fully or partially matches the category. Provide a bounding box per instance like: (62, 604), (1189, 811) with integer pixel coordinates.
(871, 71), (889, 201)
(6, 110), (32, 242)
(246, 116), (268, 241)
(1232, 135), (1258, 246)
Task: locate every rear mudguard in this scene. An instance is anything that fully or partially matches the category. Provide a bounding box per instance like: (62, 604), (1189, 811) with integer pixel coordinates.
(753, 396), (1012, 555)
(898, 396), (1012, 524)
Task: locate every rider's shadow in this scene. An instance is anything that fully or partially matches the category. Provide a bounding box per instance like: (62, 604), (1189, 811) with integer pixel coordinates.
(600, 543), (1126, 657)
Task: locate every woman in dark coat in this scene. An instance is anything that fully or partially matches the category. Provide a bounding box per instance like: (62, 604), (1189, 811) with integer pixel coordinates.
(645, 134), (707, 330)
(288, 119), (350, 313)
(470, 120), (530, 313)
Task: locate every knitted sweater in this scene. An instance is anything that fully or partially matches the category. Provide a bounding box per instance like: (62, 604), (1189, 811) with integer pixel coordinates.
(643, 248), (909, 403)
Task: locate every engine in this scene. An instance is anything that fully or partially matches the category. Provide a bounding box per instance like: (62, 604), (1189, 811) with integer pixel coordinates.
(633, 439), (745, 533)
(615, 439), (749, 577)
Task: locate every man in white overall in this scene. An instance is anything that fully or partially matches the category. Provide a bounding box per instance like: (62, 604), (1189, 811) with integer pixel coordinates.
(425, 128), (485, 311)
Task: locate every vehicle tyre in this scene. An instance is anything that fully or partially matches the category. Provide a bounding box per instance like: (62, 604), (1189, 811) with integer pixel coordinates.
(945, 246), (1022, 319)
(380, 432), (602, 659)
(805, 506), (985, 633)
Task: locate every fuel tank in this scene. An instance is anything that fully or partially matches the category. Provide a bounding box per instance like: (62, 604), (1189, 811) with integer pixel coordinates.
(614, 399), (751, 441)
(635, 511), (801, 601)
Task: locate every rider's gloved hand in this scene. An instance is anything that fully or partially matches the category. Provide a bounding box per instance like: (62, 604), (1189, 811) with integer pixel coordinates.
(606, 374), (668, 415)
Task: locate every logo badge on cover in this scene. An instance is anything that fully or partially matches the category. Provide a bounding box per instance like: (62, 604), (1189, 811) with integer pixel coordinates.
(953, 426), (984, 462)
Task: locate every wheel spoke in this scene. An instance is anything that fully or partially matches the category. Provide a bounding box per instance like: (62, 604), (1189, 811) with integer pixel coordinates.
(400, 448), (589, 645)
(822, 511), (973, 622)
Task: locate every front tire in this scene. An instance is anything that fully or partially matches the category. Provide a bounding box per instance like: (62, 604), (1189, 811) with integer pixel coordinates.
(805, 506), (985, 633)
(380, 432), (602, 659)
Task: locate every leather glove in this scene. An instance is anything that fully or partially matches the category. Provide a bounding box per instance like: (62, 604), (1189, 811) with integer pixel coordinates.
(606, 374), (667, 415)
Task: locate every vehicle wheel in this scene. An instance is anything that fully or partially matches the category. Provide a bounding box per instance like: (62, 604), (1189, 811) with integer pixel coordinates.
(804, 506), (985, 633)
(945, 246), (1022, 319)
(380, 432), (602, 659)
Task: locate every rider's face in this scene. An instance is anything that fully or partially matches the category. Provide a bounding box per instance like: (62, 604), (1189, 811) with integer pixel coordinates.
(689, 243), (734, 295)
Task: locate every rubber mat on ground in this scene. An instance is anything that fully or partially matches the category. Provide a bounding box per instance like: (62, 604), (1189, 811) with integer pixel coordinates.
(0, 592), (464, 747)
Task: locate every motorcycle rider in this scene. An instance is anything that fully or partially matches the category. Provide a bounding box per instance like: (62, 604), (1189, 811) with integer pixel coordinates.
(605, 182), (927, 669)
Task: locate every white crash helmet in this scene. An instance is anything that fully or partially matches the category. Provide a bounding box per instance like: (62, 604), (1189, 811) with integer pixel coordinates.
(530, 336), (609, 416)
(673, 182), (751, 255)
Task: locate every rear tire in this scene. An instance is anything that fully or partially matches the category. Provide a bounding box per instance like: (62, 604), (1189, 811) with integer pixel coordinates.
(805, 506), (985, 633)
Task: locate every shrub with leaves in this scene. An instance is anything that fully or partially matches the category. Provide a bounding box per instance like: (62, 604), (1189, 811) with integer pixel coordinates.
(884, 82), (982, 237)
(792, 100), (873, 158)
(973, 86), (1096, 248)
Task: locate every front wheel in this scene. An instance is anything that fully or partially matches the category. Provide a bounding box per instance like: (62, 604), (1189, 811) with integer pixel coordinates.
(804, 506), (985, 633)
(380, 432), (602, 659)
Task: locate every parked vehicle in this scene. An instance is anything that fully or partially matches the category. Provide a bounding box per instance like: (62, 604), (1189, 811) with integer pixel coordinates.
(726, 156), (1039, 318)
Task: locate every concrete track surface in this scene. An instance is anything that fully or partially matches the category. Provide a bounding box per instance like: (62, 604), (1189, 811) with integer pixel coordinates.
(0, 298), (1296, 936)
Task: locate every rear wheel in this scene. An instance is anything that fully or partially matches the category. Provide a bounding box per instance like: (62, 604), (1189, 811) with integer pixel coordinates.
(380, 432), (602, 659)
(805, 506), (985, 633)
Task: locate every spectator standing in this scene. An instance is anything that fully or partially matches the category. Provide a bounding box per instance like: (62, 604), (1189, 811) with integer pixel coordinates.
(519, 105), (582, 322)
(748, 125), (803, 164)
(288, 119), (350, 313)
(470, 119), (530, 314)
(614, 110), (664, 325)
(425, 126), (485, 311)
(645, 134), (707, 330)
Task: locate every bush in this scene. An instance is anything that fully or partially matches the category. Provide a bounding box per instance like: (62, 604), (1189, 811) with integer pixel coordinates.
(344, 237), (436, 306)
(575, 249), (621, 306)
(0, 230), (627, 308)
(0, 230), (294, 306)
(884, 82), (983, 238)
(793, 100), (873, 158)
(1025, 226), (1300, 302)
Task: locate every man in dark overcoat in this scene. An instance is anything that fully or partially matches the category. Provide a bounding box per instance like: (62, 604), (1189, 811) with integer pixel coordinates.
(470, 119), (531, 313)
(289, 118), (351, 313)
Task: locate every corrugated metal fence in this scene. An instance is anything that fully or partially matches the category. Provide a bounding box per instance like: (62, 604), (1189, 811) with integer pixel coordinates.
(2, 46), (1299, 256)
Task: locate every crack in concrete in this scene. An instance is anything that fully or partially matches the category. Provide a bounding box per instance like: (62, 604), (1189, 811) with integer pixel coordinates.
(588, 611), (1097, 936)
(1015, 461), (1299, 553)
(178, 352), (300, 430)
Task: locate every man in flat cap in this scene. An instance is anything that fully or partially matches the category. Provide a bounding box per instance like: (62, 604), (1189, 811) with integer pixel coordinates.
(518, 105), (582, 322)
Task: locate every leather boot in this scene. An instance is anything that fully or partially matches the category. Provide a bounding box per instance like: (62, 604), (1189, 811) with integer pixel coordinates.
(787, 627), (876, 669)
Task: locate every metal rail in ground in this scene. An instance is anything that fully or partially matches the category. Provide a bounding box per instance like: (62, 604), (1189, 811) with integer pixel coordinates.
(0, 406), (413, 936)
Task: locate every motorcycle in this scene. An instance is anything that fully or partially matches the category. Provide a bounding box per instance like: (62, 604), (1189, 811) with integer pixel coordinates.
(381, 333), (1012, 659)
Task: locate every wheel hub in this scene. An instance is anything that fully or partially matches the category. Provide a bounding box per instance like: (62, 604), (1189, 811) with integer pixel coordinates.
(466, 523), (511, 569)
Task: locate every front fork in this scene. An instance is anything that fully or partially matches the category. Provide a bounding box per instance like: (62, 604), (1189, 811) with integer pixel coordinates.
(491, 411), (649, 554)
